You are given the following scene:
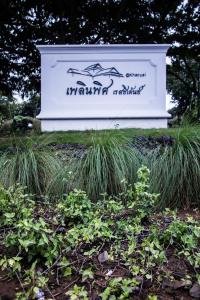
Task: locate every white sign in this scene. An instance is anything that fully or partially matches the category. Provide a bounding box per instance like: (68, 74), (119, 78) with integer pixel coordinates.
(37, 44), (170, 131)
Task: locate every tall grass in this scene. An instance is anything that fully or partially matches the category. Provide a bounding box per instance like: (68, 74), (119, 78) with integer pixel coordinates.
(46, 164), (74, 200)
(150, 129), (200, 209)
(45, 128), (200, 208)
(0, 139), (62, 195)
(1, 128), (200, 208)
(71, 134), (142, 200)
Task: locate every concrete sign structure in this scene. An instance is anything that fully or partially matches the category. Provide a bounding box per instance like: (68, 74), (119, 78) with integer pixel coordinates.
(37, 44), (170, 131)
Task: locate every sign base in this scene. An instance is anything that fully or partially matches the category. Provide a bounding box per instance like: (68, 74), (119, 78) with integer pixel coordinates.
(40, 118), (169, 131)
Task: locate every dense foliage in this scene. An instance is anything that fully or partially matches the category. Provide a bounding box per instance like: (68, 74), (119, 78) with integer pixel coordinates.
(1, 128), (200, 208)
(167, 58), (200, 120)
(0, 0), (199, 119)
(0, 167), (199, 299)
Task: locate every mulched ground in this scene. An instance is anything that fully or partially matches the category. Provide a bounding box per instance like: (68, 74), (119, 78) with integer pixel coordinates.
(0, 210), (199, 300)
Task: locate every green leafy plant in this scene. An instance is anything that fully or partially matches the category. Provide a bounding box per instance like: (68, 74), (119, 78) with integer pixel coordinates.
(0, 256), (22, 273)
(15, 262), (49, 300)
(0, 184), (35, 226)
(118, 165), (159, 216)
(100, 277), (140, 300)
(5, 217), (62, 266)
(57, 189), (93, 223)
(148, 295), (158, 300)
(81, 268), (94, 282)
(161, 214), (200, 272)
(0, 165), (199, 299)
(66, 284), (89, 300)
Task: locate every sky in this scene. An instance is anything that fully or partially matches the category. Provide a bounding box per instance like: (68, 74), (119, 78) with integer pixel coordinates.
(166, 94), (174, 110)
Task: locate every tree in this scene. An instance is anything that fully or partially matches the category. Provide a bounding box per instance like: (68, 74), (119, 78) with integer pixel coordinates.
(20, 95), (40, 118)
(0, 0), (199, 119)
(166, 0), (200, 120)
(0, 92), (21, 125)
(167, 58), (200, 120)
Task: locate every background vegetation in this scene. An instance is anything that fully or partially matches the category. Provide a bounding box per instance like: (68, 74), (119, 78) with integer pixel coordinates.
(0, 0), (199, 122)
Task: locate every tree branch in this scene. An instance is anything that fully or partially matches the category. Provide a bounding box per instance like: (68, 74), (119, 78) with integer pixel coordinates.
(168, 69), (199, 98)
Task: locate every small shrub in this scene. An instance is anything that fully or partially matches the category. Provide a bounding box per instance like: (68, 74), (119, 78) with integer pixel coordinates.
(116, 165), (159, 215)
(0, 184), (34, 225)
(0, 184), (62, 266)
(5, 216), (62, 265)
(57, 189), (93, 223)
(12, 115), (33, 132)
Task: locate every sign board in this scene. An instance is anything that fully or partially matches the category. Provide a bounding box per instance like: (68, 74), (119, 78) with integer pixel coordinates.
(37, 44), (170, 131)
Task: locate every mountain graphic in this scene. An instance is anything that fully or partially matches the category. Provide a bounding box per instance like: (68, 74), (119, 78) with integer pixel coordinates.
(67, 63), (123, 78)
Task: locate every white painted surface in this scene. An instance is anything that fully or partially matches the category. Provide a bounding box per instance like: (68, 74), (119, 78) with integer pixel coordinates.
(41, 119), (168, 131)
(37, 44), (170, 131)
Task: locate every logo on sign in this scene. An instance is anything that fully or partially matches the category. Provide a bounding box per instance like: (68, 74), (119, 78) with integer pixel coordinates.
(66, 63), (146, 96)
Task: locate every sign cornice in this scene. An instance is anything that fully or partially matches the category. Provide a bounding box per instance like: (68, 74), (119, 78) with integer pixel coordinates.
(36, 44), (170, 54)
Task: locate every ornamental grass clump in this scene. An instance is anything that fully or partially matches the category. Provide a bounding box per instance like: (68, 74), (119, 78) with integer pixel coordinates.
(72, 134), (142, 200)
(150, 130), (200, 208)
(0, 139), (62, 195)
